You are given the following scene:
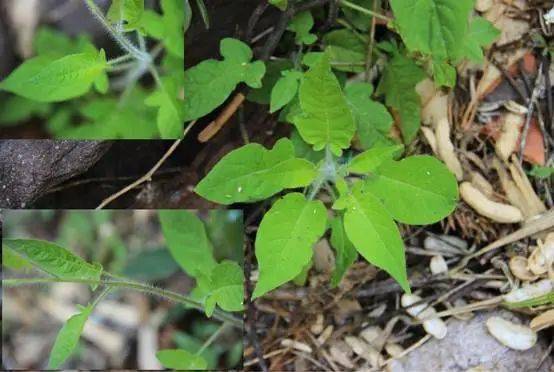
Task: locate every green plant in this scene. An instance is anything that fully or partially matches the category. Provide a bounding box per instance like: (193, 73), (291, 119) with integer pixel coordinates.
(0, 0), (190, 138)
(188, 0), (502, 298)
(2, 210), (243, 370)
(195, 56), (459, 294)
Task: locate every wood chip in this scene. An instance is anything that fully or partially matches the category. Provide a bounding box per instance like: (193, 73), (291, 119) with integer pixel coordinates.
(281, 339), (313, 353)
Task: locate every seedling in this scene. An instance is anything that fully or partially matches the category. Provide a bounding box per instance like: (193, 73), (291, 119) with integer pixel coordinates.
(2, 210), (243, 370)
(195, 53), (459, 297)
(190, 0), (499, 298)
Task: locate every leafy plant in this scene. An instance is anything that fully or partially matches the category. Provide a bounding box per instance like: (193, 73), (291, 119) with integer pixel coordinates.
(196, 53), (459, 297)
(187, 0), (501, 297)
(0, 0), (187, 138)
(2, 210), (243, 370)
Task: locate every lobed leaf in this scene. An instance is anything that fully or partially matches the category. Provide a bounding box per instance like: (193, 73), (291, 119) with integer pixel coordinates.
(461, 17), (500, 63)
(344, 82), (394, 149)
(376, 49), (425, 143)
(363, 155), (459, 224)
(390, 0), (473, 62)
(159, 210), (217, 278)
(48, 303), (94, 369)
(348, 144), (404, 174)
(253, 193), (327, 298)
(195, 138), (317, 204)
(287, 11), (317, 45)
(183, 38), (265, 121)
(3, 239), (102, 287)
(203, 261), (244, 316)
(292, 54), (356, 155)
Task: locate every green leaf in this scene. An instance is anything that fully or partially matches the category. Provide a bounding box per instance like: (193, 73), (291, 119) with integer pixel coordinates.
(156, 349), (208, 370)
(159, 210), (217, 278)
(173, 332), (220, 369)
(2, 248), (32, 270)
(58, 89), (158, 138)
(461, 17), (500, 63)
(195, 138), (317, 204)
(107, 0), (145, 31)
(48, 303), (94, 369)
(287, 11), (317, 45)
(376, 49), (425, 142)
(270, 70), (302, 113)
(342, 0), (375, 31)
(93, 70), (109, 94)
(348, 144), (404, 174)
(323, 29), (367, 73)
(141, 9), (165, 39)
(329, 216), (358, 287)
(160, 0), (185, 58)
(204, 261), (244, 316)
(344, 82), (394, 149)
(253, 193), (327, 298)
(333, 182), (410, 292)
(247, 59), (294, 104)
(0, 95), (50, 126)
(363, 155), (459, 224)
(3, 239), (102, 287)
(390, 0), (473, 62)
(528, 165), (554, 179)
(184, 38), (265, 121)
(293, 54), (356, 155)
(0, 50), (108, 102)
(432, 59), (457, 88)
(269, 0), (288, 10)
(145, 73), (184, 138)
(122, 248), (180, 281)
(290, 128), (325, 163)
(33, 27), (95, 57)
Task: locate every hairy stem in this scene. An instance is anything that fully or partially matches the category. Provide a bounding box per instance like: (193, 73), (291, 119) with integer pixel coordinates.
(3, 277), (242, 329)
(107, 54), (134, 66)
(83, 0), (150, 62)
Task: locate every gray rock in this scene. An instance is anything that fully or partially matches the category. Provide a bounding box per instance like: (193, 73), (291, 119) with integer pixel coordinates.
(398, 310), (552, 372)
(0, 140), (110, 208)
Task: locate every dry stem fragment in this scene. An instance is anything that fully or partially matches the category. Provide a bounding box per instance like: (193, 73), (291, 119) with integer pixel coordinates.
(344, 336), (383, 368)
(486, 316), (537, 350)
(436, 118), (464, 180)
(281, 339), (313, 353)
(530, 309), (554, 332)
(460, 182), (523, 223)
(508, 256), (539, 281)
(528, 233), (554, 276)
(495, 113), (523, 162)
(503, 279), (553, 303)
(470, 171), (494, 198)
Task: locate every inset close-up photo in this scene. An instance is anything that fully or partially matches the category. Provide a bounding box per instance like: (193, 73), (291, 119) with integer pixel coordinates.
(0, 0), (185, 138)
(2, 209), (244, 370)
